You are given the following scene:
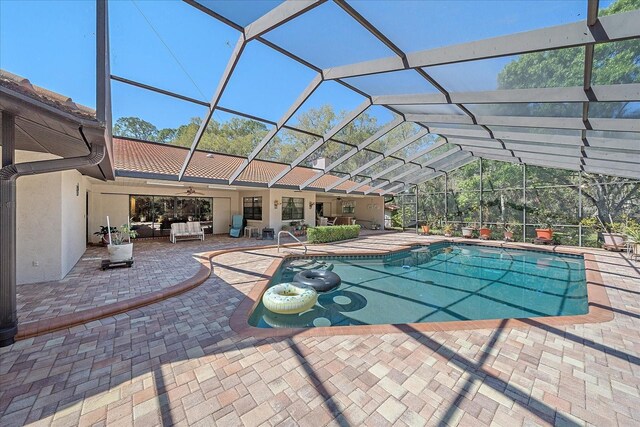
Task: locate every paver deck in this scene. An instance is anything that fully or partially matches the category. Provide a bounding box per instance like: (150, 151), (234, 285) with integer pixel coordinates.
(15, 230), (386, 326)
(1, 232), (639, 427)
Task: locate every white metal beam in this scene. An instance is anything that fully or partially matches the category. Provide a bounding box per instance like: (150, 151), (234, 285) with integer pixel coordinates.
(268, 99), (372, 186)
(323, 128), (430, 191)
(228, 73), (323, 183)
(180, 1), (325, 181)
(323, 9), (640, 80)
(297, 116), (405, 189)
(373, 84), (640, 105)
(359, 147), (464, 194)
(405, 154), (476, 186)
(244, 0), (324, 41)
(352, 142), (453, 193)
(178, 34), (245, 180)
(408, 114), (640, 132)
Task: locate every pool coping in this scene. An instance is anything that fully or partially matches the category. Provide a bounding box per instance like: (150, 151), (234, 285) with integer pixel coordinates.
(228, 238), (614, 338)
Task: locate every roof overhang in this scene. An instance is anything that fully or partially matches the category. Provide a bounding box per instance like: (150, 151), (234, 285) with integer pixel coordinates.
(0, 84), (113, 180)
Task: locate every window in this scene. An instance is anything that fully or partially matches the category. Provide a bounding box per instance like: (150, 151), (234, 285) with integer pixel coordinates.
(282, 197), (304, 221)
(342, 200), (355, 214)
(243, 196), (262, 220)
(129, 195), (213, 238)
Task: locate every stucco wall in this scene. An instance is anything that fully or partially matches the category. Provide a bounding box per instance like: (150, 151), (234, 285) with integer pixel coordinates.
(315, 195), (385, 229)
(353, 196), (385, 229)
(61, 171), (90, 276)
(1, 150), (90, 284)
(269, 189), (316, 232)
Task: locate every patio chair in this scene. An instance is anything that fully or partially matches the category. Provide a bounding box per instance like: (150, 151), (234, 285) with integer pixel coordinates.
(229, 215), (244, 238)
(319, 217), (328, 226)
(326, 217), (336, 226)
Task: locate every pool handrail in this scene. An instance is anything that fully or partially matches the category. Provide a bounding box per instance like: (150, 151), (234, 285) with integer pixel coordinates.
(277, 230), (308, 255)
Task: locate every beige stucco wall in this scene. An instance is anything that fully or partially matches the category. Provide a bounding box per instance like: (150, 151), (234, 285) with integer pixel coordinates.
(315, 195), (385, 229)
(88, 181), (242, 243)
(268, 188), (317, 232)
(1, 150), (90, 284)
(60, 170), (91, 277)
(353, 196), (385, 229)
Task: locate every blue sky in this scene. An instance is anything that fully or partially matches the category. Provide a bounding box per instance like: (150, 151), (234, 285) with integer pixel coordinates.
(0, 0), (615, 131)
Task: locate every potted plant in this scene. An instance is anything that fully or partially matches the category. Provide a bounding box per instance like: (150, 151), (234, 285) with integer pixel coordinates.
(503, 223), (514, 241)
(443, 223), (454, 237)
(420, 223), (430, 234)
(461, 223), (476, 238)
(479, 225), (492, 240)
(535, 214), (554, 240)
(94, 225), (117, 246)
(107, 224), (138, 263)
(420, 216), (438, 234)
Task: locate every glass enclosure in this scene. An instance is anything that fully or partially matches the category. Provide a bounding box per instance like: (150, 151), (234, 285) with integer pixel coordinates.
(130, 195), (213, 238)
(393, 158), (640, 247)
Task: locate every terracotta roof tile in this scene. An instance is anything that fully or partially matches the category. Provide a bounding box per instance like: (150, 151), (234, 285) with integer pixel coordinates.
(0, 69), (96, 119)
(113, 138), (384, 195)
(237, 160), (287, 184)
(186, 151), (244, 180)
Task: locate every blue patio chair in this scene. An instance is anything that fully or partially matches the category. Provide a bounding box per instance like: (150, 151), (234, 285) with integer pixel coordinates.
(229, 215), (244, 238)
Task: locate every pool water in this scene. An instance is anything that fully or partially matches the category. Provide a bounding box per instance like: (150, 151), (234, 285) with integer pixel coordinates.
(248, 243), (588, 328)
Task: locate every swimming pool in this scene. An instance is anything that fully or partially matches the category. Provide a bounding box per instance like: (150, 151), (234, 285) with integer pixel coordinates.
(248, 243), (588, 329)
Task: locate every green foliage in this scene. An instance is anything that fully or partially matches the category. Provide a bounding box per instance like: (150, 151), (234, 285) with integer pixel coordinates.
(111, 223), (138, 245)
(94, 225), (117, 236)
(94, 224), (137, 245)
(581, 215), (631, 234)
(443, 223), (455, 235)
(113, 117), (160, 141)
(495, 0), (639, 118)
(625, 220), (640, 242)
(307, 225), (361, 243)
(391, 210), (403, 228)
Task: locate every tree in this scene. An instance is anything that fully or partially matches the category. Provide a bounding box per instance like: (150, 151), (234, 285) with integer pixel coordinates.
(487, 0), (640, 224)
(497, 0), (640, 119)
(113, 117), (160, 141)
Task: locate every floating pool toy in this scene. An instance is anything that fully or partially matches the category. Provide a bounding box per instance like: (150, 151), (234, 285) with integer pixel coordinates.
(262, 283), (317, 314)
(294, 269), (341, 292)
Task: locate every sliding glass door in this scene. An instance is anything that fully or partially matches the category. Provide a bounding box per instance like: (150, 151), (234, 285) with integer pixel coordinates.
(130, 195), (214, 238)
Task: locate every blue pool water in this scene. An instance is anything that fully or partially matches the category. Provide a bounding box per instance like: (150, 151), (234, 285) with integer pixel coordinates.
(248, 243), (588, 328)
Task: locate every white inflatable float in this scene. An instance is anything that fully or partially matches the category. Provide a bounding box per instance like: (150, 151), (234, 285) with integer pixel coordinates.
(262, 283), (317, 314)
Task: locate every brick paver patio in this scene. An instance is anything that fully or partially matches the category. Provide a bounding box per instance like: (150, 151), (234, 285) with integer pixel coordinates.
(15, 235), (300, 325)
(1, 232), (639, 426)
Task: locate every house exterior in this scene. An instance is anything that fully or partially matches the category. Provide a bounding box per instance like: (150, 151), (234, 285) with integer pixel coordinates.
(0, 66), (385, 286)
(4, 137), (385, 285)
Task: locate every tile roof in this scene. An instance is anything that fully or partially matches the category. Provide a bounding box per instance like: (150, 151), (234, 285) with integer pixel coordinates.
(0, 69), (96, 119)
(114, 138), (383, 195)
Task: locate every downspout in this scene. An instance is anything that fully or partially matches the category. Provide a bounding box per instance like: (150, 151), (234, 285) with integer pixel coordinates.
(0, 132), (105, 347)
(0, 143), (105, 181)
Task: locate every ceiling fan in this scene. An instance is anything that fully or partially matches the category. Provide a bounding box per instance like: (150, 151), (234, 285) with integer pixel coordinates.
(176, 186), (204, 196)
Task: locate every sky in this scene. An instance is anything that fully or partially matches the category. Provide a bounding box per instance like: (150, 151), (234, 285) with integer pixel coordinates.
(0, 0), (616, 132)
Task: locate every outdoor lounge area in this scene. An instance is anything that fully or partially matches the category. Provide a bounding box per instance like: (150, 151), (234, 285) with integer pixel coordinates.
(1, 0), (640, 426)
